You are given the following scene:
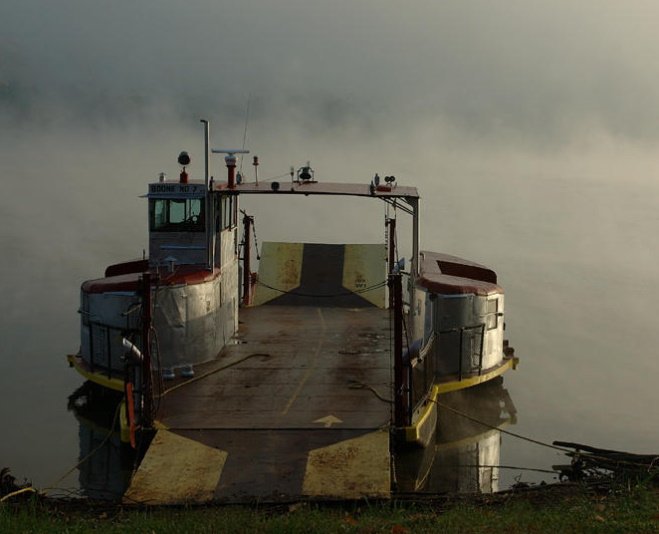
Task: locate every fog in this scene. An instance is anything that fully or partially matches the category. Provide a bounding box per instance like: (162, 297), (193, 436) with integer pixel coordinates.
(1, 1), (658, 488)
(5, 1), (659, 142)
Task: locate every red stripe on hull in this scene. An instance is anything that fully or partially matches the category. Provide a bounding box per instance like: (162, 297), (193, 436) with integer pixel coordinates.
(82, 266), (222, 294)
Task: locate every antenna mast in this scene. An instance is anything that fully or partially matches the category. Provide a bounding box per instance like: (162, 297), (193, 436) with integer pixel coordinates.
(239, 94), (251, 173)
(200, 119), (210, 189)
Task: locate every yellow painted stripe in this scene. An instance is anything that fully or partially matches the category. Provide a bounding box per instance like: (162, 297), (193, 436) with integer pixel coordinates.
(123, 430), (228, 505)
(119, 400), (131, 443)
(303, 430), (391, 499)
(342, 244), (386, 308)
(252, 242), (303, 305)
(280, 308), (326, 416)
(153, 419), (169, 431)
(435, 357), (516, 395)
(404, 393), (438, 445)
(66, 354), (125, 392)
(403, 357), (517, 444)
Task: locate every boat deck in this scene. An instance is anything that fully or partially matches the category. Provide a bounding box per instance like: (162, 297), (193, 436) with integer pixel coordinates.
(125, 305), (394, 504)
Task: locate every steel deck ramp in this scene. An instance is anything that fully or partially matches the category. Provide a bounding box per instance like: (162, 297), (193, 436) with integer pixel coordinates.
(125, 305), (394, 503)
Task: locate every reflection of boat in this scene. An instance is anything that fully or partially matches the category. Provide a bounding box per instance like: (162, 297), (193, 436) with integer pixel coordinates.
(67, 121), (517, 502)
(396, 377), (516, 494)
(68, 382), (135, 500)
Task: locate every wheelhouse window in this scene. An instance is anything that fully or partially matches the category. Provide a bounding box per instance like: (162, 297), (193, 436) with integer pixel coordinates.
(150, 198), (205, 232)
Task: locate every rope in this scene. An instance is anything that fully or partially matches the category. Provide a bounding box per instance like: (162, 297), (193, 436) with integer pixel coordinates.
(41, 401), (123, 495)
(433, 400), (572, 453)
(0, 486), (38, 503)
(256, 279), (387, 298)
(348, 380), (393, 404)
(434, 399), (659, 473)
(251, 215), (261, 260)
(159, 353), (270, 397)
(150, 325), (164, 415)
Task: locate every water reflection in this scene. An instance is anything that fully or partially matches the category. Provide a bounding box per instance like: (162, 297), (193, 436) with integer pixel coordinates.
(397, 377), (517, 494)
(68, 383), (135, 500)
(70, 378), (516, 499)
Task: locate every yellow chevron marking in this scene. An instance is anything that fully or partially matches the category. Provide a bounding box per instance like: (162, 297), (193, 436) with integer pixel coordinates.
(303, 430), (390, 498)
(123, 430), (227, 505)
(252, 242), (303, 305)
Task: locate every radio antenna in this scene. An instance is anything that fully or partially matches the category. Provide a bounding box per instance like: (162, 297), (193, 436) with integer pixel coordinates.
(239, 94), (251, 173)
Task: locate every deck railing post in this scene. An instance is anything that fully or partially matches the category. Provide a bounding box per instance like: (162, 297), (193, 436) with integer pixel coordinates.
(478, 323), (485, 375)
(106, 326), (112, 380)
(139, 273), (154, 430)
(387, 217), (396, 309)
(242, 213), (252, 306)
(391, 273), (408, 427)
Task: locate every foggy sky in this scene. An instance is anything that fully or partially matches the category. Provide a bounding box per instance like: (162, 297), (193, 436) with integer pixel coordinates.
(3, 1), (659, 147)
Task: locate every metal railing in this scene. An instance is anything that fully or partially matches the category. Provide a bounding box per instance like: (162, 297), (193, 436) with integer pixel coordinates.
(438, 323), (487, 380)
(87, 321), (140, 381)
(404, 322), (488, 422)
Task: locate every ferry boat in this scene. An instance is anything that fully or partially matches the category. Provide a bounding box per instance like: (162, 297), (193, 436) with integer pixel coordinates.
(68, 120), (517, 502)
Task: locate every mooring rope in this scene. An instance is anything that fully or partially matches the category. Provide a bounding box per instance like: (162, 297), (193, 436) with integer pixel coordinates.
(432, 399), (572, 453)
(348, 379), (393, 404)
(159, 352), (271, 397)
(255, 279), (387, 298)
(41, 401), (123, 497)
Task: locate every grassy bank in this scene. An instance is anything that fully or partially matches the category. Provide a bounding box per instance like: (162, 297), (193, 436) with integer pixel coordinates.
(1, 483), (657, 533)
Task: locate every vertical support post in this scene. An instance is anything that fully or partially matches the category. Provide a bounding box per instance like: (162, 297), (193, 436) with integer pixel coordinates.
(391, 273), (408, 427)
(140, 273), (153, 429)
(201, 120), (213, 270)
(408, 196), (420, 351)
(410, 197), (419, 279)
(242, 213), (252, 306)
(208, 189), (215, 271)
(387, 217), (396, 309)
(201, 119), (209, 189)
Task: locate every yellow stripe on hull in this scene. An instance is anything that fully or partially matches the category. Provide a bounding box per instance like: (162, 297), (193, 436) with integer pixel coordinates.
(66, 354), (125, 392)
(403, 356), (518, 445)
(67, 354), (132, 442)
(435, 356), (517, 395)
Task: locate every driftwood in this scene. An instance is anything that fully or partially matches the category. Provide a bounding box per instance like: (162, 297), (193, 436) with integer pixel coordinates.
(552, 441), (659, 484)
(1, 468), (33, 499)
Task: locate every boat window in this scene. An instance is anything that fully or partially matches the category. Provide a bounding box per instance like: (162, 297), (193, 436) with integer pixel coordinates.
(486, 298), (498, 330)
(150, 198), (205, 232)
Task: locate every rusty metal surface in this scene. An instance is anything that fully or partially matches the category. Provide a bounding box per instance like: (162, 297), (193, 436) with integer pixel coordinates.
(157, 306), (392, 430)
(140, 305), (394, 502)
(253, 242), (387, 308)
(124, 429), (228, 505)
(158, 428), (389, 502)
(217, 180), (419, 199)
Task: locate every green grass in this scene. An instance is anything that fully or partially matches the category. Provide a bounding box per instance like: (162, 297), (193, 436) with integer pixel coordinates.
(1, 484), (657, 533)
